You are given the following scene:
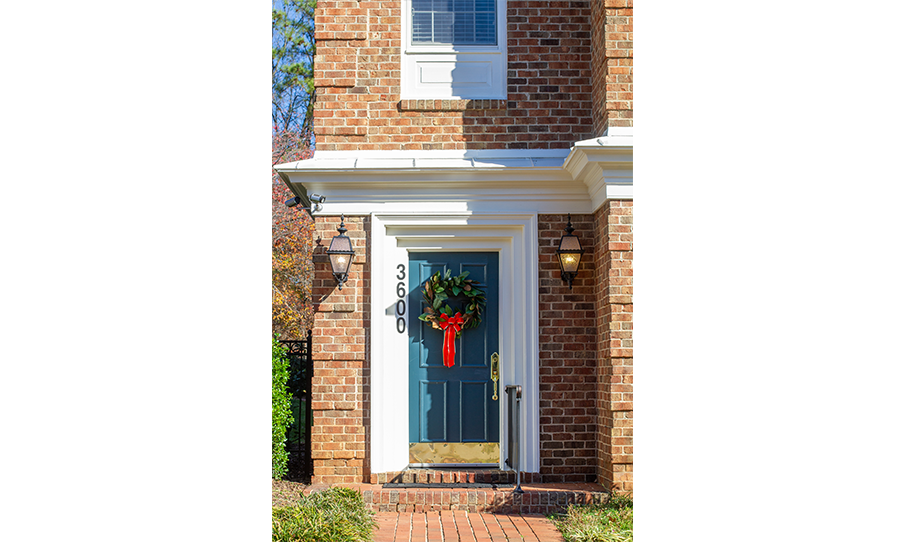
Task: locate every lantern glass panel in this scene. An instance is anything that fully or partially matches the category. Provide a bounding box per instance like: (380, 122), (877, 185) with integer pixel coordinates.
(559, 235), (581, 252)
(328, 235), (352, 253)
(559, 251), (580, 273)
(330, 252), (352, 275)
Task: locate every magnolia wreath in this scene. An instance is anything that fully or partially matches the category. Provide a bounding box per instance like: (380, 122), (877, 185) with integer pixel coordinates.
(417, 269), (486, 367)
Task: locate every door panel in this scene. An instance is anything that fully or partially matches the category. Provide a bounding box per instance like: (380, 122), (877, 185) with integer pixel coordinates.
(460, 381), (489, 442)
(458, 262), (490, 368)
(415, 261), (448, 370)
(419, 380), (448, 442)
(408, 252), (499, 463)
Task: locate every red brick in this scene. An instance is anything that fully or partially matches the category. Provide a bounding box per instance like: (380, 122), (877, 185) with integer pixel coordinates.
(304, 2), (632, 491)
(312, 0), (610, 150)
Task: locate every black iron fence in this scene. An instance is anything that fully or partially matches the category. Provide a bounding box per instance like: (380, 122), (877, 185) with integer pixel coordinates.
(281, 331), (313, 483)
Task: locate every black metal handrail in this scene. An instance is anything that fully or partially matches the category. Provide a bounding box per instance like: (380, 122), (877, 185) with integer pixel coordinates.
(505, 384), (523, 493)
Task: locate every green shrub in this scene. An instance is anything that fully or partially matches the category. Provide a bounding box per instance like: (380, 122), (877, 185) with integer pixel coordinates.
(272, 338), (292, 479)
(272, 487), (377, 542)
(553, 493), (633, 542)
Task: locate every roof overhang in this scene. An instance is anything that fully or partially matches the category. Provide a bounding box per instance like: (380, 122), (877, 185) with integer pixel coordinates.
(274, 128), (632, 215)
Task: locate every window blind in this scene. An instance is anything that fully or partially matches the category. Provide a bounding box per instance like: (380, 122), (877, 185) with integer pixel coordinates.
(412, 0), (497, 45)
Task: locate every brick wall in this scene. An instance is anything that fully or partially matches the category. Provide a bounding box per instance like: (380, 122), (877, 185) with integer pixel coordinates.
(591, 0), (633, 135)
(590, 0), (605, 135)
(594, 200), (633, 492)
(310, 210), (632, 487)
(307, 0), (633, 487)
(314, 0), (594, 150)
(538, 214), (598, 483)
(310, 215), (371, 484)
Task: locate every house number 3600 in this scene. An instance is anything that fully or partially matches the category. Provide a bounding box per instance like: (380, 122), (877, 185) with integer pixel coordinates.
(395, 264), (406, 334)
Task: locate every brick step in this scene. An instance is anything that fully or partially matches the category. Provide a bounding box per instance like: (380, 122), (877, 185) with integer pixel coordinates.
(343, 482), (609, 514)
(372, 468), (519, 485)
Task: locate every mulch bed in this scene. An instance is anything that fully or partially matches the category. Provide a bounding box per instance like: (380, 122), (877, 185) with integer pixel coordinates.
(272, 479), (309, 508)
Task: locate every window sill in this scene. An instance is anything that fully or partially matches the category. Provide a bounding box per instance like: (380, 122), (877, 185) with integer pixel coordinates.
(398, 99), (507, 111)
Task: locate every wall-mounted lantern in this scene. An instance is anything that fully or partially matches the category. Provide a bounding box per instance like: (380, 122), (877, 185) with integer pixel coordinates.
(326, 214), (355, 290)
(556, 213), (584, 290)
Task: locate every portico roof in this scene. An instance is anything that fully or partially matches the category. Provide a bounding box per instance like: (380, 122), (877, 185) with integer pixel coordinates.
(274, 128), (632, 215)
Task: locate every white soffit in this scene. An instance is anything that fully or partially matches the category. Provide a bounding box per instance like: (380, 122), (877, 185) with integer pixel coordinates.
(274, 131), (632, 215)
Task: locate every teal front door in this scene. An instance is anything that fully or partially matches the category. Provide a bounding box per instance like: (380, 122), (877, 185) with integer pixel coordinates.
(408, 252), (500, 465)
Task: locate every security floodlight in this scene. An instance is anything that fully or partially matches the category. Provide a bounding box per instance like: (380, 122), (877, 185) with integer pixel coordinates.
(283, 189), (322, 217)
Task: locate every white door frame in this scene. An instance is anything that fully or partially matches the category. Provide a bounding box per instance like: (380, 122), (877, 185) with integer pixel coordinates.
(370, 212), (540, 474)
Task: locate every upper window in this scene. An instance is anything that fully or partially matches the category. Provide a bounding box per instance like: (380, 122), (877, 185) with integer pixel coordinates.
(401, 0), (506, 99)
(411, 0), (497, 46)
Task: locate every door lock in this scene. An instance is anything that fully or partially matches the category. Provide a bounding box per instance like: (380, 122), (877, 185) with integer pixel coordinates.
(491, 352), (499, 400)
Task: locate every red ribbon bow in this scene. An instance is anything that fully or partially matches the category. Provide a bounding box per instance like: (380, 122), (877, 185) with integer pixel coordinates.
(438, 312), (465, 367)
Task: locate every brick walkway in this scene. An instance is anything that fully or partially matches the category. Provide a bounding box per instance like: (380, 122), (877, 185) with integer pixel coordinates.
(373, 510), (565, 542)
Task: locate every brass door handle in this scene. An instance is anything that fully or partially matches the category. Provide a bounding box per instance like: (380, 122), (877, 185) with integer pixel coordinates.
(491, 352), (499, 400)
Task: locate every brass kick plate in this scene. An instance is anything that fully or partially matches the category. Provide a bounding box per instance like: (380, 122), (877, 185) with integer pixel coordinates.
(409, 442), (500, 464)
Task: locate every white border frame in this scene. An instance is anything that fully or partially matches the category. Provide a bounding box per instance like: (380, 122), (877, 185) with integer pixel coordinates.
(400, 0), (508, 99)
(370, 212), (539, 474)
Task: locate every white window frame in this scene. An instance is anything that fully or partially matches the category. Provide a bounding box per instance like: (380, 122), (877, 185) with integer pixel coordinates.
(401, 0), (507, 100)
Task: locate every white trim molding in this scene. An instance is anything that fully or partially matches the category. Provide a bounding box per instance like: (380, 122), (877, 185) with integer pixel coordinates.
(274, 132), (633, 216)
(370, 213), (540, 473)
(563, 132), (635, 209)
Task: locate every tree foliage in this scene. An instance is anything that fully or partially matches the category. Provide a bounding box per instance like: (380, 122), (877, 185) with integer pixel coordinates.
(273, 131), (315, 339)
(273, 0), (316, 339)
(273, 0), (316, 134)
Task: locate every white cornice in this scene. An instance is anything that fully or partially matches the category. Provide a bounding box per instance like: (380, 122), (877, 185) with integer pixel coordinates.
(563, 133), (634, 209)
(274, 132), (632, 215)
